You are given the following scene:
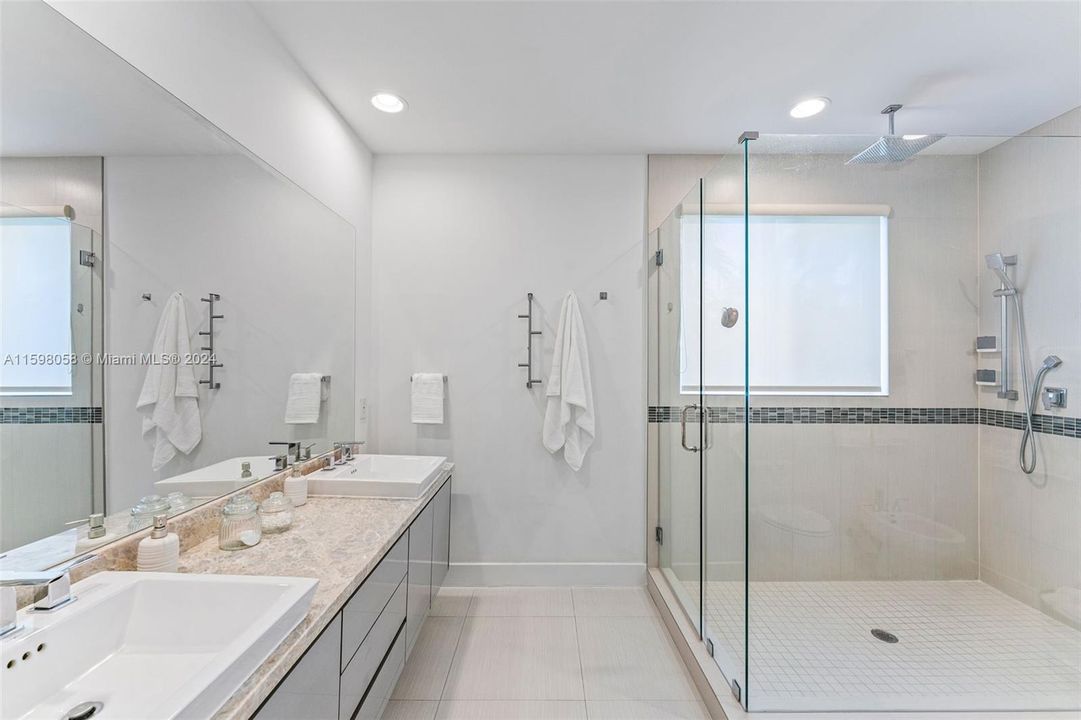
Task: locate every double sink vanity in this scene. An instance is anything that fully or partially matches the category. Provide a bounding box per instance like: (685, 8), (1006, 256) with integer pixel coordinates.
(0, 451), (453, 720)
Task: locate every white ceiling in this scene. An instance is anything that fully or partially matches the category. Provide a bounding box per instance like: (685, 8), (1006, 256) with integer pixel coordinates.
(0, 1), (237, 157)
(255, 1), (1081, 155)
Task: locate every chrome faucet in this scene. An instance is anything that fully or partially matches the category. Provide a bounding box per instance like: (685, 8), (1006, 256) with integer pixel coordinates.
(335, 441), (364, 464)
(0, 554), (96, 638)
(269, 441), (301, 468)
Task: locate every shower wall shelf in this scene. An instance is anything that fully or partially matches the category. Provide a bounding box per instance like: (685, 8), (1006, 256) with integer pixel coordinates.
(199, 292), (223, 390)
(517, 292), (542, 389)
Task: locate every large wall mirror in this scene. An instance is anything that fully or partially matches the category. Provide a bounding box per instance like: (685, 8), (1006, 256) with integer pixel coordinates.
(0, 1), (356, 569)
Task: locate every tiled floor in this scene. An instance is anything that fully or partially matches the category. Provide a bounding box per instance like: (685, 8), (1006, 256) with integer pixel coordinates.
(384, 587), (710, 720)
(676, 578), (1081, 712)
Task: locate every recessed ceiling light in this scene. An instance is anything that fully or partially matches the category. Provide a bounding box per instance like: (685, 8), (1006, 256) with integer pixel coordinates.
(371, 93), (407, 114)
(902, 134), (927, 140)
(789, 97), (830, 119)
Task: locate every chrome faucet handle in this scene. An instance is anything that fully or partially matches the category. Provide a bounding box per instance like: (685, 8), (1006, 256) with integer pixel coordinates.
(299, 443), (317, 461)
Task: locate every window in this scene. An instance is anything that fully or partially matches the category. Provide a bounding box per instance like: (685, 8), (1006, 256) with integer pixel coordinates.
(681, 213), (888, 396)
(0, 217), (74, 396)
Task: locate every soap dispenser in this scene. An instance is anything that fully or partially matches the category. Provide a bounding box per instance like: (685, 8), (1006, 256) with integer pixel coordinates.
(137, 513), (180, 572)
(75, 513), (117, 552)
(284, 464), (308, 507)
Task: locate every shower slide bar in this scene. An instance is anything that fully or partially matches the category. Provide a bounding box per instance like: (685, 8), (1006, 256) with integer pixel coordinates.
(517, 292), (542, 389)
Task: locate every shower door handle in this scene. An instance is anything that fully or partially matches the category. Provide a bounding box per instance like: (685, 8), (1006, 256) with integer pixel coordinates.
(680, 405), (700, 453)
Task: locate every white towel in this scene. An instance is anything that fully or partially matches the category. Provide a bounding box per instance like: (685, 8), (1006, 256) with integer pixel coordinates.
(543, 292), (595, 471)
(411, 373), (445, 424)
(136, 291), (201, 470)
(285, 373), (324, 424)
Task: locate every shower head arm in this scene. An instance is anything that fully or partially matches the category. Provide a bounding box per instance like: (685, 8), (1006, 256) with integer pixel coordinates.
(881, 104), (903, 135)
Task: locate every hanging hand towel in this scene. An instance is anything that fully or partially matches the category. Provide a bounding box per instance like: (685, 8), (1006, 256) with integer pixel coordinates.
(285, 373), (325, 424)
(136, 291), (201, 470)
(543, 291), (595, 471)
(411, 373), (445, 424)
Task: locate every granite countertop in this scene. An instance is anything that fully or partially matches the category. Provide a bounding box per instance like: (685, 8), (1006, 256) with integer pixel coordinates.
(184, 468), (452, 720)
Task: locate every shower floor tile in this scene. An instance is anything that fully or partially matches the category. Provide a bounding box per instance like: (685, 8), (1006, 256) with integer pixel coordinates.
(676, 578), (1081, 712)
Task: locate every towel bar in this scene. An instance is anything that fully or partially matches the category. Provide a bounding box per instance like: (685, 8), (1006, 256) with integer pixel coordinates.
(517, 292), (542, 388)
(199, 292), (223, 390)
(410, 375), (447, 382)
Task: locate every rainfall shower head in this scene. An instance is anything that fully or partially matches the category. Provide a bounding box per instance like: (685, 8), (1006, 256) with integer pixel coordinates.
(985, 252), (1018, 293)
(846, 104), (944, 165)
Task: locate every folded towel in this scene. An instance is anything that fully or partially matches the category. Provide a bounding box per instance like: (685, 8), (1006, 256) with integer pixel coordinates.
(411, 373), (445, 424)
(543, 292), (595, 471)
(136, 291), (201, 470)
(285, 373), (324, 424)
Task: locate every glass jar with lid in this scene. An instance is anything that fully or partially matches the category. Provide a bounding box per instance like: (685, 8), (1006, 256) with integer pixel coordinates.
(259, 491), (294, 534)
(219, 492), (262, 551)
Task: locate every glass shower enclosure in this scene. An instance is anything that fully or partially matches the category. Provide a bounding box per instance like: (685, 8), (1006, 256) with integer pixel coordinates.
(650, 125), (1081, 712)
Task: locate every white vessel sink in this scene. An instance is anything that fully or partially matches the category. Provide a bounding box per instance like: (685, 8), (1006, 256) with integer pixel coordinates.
(0, 571), (317, 720)
(154, 455), (278, 497)
(308, 454), (447, 499)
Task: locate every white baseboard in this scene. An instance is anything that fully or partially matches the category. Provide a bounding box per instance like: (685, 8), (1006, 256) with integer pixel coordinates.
(444, 562), (647, 587)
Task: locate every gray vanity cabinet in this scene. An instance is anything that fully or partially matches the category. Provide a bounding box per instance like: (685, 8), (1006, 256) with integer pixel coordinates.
(252, 615), (342, 720)
(251, 477), (452, 720)
(406, 500), (434, 653)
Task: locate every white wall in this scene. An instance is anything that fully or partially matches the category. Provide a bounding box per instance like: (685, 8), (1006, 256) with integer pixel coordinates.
(372, 155), (648, 585)
(104, 154), (355, 513)
(977, 108), (1081, 625)
(46, 0), (374, 438)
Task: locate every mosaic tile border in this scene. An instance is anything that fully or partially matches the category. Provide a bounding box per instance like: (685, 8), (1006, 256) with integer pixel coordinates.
(647, 405), (1080, 439)
(0, 406), (103, 424)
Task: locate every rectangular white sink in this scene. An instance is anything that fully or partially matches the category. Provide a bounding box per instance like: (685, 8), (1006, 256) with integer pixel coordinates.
(307, 454), (447, 499)
(154, 455), (278, 498)
(0, 571), (317, 720)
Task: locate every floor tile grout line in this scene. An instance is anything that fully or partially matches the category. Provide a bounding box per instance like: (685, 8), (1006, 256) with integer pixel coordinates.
(570, 588), (591, 715)
(435, 589), (473, 713)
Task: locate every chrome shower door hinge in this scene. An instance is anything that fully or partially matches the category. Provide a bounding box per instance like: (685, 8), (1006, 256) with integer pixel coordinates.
(79, 250), (96, 267)
(655, 526), (663, 545)
(731, 679), (742, 703)
(706, 638), (714, 657)
(654, 249), (663, 266)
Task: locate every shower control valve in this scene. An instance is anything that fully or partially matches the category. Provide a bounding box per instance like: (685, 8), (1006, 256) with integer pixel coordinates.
(1042, 387), (1067, 410)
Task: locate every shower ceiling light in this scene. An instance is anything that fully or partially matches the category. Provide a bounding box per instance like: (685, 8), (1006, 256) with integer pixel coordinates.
(789, 97), (830, 119)
(371, 93), (407, 113)
(903, 134), (928, 140)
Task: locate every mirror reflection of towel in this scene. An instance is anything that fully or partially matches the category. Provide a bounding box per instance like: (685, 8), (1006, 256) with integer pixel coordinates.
(543, 292), (594, 471)
(136, 291), (201, 470)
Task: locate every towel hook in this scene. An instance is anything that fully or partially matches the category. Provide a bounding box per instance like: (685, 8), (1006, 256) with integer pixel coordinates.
(141, 293), (152, 302)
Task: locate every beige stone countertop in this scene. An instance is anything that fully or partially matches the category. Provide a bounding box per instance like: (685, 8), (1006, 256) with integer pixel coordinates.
(181, 470), (452, 720)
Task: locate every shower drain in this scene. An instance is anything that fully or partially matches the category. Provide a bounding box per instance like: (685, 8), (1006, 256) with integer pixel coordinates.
(871, 628), (899, 644)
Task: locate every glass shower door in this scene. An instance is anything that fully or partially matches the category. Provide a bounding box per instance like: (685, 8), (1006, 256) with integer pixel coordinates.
(654, 180), (705, 633)
(700, 151), (750, 705)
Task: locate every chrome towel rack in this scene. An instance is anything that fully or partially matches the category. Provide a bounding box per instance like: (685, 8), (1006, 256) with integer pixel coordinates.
(517, 292), (542, 388)
(199, 292), (223, 390)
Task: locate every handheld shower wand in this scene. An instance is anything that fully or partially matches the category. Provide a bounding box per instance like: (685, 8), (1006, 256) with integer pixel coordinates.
(985, 253), (1063, 474)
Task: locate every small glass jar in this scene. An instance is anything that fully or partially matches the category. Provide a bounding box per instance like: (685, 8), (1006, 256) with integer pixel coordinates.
(130, 494), (171, 531)
(166, 491), (195, 514)
(259, 491), (294, 534)
(219, 492), (262, 551)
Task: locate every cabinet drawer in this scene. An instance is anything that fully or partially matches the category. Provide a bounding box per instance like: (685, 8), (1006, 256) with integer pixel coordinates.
(253, 615), (341, 720)
(341, 533), (407, 671)
(339, 578), (407, 720)
(354, 624), (406, 720)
